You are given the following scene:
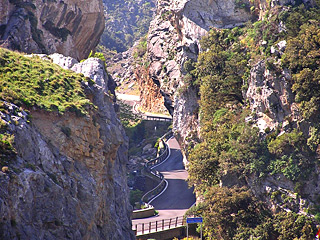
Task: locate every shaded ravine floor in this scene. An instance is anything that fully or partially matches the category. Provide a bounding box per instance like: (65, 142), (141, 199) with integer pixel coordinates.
(132, 137), (196, 227)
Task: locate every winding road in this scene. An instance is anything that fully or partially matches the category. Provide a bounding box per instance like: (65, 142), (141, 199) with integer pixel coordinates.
(132, 137), (196, 227)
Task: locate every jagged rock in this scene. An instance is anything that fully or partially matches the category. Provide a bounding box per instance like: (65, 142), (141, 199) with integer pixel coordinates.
(143, 0), (256, 155)
(0, 55), (135, 239)
(139, 0), (320, 222)
(49, 53), (78, 69)
(108, 45), (136, 86)
(245, 60), (299, 132)
(0, 0), (105, 60)
(136, 66), (167, 113)
(277, 40), (287, 52)
(143, 0), (317, 158)
(247, 170), (320, 214)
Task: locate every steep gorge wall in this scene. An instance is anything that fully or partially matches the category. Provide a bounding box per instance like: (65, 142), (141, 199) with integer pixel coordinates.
(145, 0), (316, 158)
(145, 0), (320, 218)
(146, 0), (255, 155)
(0, 0), (104, 60)
(0, 54), (135, 240)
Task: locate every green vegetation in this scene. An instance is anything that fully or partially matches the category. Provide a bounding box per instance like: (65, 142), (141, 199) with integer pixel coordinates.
(195, 27), (250, 122)
(0, 48), (93, 115)
(100, 0), (155, 52)
(117, 100), (141, 129)
(117, 100), (171, 157)
(133, 36), (148, 59)
(281, 9), (320, 119)
(0, 131), (16, 167)
(187, 186), (316, 239)
(129, 189), (143, 207)
(126, 120), (171, 157)
(187, 3), (320, 238)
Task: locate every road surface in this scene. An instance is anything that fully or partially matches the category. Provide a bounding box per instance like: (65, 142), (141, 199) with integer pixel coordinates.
(132, 137), (196, 227)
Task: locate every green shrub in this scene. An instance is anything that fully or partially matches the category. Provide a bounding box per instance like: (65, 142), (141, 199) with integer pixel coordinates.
(0, 48), (93, 115)
(129, 189), (143, 207)
(187, 4), (320, 237)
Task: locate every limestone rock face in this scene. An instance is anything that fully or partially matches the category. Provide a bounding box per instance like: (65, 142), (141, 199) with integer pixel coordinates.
(245, 60), (299, 132)
(0, 56), (135, 240)
(145, 0), (254, 154)
(0, 0), (104, 60)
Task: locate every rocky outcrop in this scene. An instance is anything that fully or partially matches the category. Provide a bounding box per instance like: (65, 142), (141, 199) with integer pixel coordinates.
(144, 0), (320, 218)
(136, 66), (168, 113)
(245, 58), (300, 132)
(146, 0), (255, 154)
(247, 169), (320, 215)
(0, 55), (135, 239)
(0, 0), (104, 60)
(145, 0), (318, 156)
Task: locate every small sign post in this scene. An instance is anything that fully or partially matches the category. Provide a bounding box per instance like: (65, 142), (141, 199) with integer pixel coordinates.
(186, 217), (203, 239)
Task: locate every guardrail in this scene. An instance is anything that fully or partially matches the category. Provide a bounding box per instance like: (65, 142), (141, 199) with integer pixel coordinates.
(132, 102), (172, 122)
(145, 115), (172, 122)
(133, 216), (185, 236)
(140, 130), (173, 203)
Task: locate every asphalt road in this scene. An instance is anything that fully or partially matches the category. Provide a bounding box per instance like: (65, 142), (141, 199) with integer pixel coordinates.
(132, 137), (196, 226)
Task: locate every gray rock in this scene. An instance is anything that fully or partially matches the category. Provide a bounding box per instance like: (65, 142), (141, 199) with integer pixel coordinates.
(244, 60), (297, 131)
(145, 0), (255, 157)
(0, 55), (134, 239)
(277, 40), (287, 52)
(0, 0), (105, 60)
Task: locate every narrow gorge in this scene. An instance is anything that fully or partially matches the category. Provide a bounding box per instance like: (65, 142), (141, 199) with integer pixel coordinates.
(136, 0), (320, 238)
(1, 0), (320, 239)
(0, 0), (135, 239)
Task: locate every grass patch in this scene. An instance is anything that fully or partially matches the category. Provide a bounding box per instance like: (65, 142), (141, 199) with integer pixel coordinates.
(0, 132), (16, 167)
(0, 47), (93, 115)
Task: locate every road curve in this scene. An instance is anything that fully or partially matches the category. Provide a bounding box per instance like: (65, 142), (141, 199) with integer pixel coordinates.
(132, 137), (196, 226)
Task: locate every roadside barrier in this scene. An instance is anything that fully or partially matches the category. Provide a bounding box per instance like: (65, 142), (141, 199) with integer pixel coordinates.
(133, 216), (185, 236)
(140, 130), (172, 203)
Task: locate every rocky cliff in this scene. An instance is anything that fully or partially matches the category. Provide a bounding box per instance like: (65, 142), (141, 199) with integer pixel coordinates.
(0, 0), (104, 60)
(143, 0), (320, 236)
(144, 0), (318, 158)
(145, 0), (255, 156)
(0, 50), (135, 240)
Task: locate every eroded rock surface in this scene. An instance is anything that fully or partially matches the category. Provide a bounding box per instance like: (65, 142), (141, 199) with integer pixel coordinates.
(145, 0), (255, 154)
(0, 55), (135, 240)
(0, 0), (104, 60)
